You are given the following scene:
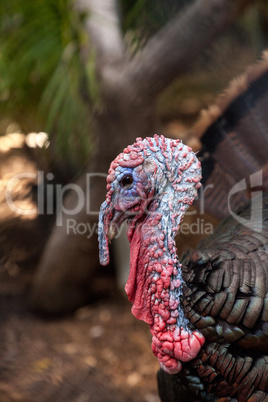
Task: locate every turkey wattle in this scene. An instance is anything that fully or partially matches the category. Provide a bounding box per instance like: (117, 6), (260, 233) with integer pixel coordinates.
(98, 135), (205, 374)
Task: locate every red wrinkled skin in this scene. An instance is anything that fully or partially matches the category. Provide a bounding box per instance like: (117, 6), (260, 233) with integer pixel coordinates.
(126, 212), (205, 374)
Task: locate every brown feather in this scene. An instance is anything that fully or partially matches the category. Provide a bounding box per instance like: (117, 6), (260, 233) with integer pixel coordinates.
(158, 52), (268, 401)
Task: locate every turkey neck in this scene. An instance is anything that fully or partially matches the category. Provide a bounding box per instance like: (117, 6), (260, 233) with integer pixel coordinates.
(125, 199), (205, 374)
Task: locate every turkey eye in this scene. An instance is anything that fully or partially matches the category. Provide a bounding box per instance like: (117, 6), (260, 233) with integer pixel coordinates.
(121, 175), (133, 187)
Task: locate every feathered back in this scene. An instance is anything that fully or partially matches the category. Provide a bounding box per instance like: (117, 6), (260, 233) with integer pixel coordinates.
(194, 51), (268, 219)
(157, 51), (268, 402)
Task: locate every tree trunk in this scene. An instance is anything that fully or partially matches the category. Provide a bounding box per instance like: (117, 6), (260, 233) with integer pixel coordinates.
(30, 84), (156, 314)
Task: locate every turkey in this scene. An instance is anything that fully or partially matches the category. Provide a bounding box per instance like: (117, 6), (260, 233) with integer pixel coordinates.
(98, 51), (268, 401)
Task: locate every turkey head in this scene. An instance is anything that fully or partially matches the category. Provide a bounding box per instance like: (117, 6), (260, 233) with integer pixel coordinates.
(98, 134), (205, 374)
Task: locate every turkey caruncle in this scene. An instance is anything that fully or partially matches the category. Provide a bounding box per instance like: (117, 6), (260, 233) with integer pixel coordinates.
(98, 52), (268, 401)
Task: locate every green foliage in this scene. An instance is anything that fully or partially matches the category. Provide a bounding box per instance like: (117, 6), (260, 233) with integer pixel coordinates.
(121, 0), (190, 44)
(121, 0), (192, 56)
(0, 0), (93, 169)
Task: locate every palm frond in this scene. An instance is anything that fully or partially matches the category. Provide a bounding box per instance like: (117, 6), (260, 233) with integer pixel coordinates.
(0, 0), (93, 170)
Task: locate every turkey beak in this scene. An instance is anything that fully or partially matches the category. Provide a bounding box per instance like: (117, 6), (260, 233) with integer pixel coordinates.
(108, 210), (124, 242)
(108, 224), (117, 243)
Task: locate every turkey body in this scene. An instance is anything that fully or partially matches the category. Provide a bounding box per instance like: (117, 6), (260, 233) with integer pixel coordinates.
(158, 195), (268, 401)
(159, 52), (268, 401)
(158, 52), (268, 401)
(99, 52), (268, 401)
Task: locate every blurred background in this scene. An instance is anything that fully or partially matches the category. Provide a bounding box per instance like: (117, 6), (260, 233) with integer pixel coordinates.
(0, 0), (267, 400)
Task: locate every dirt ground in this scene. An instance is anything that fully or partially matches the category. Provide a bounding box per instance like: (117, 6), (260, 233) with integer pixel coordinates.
(0, 269), (160, 402)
